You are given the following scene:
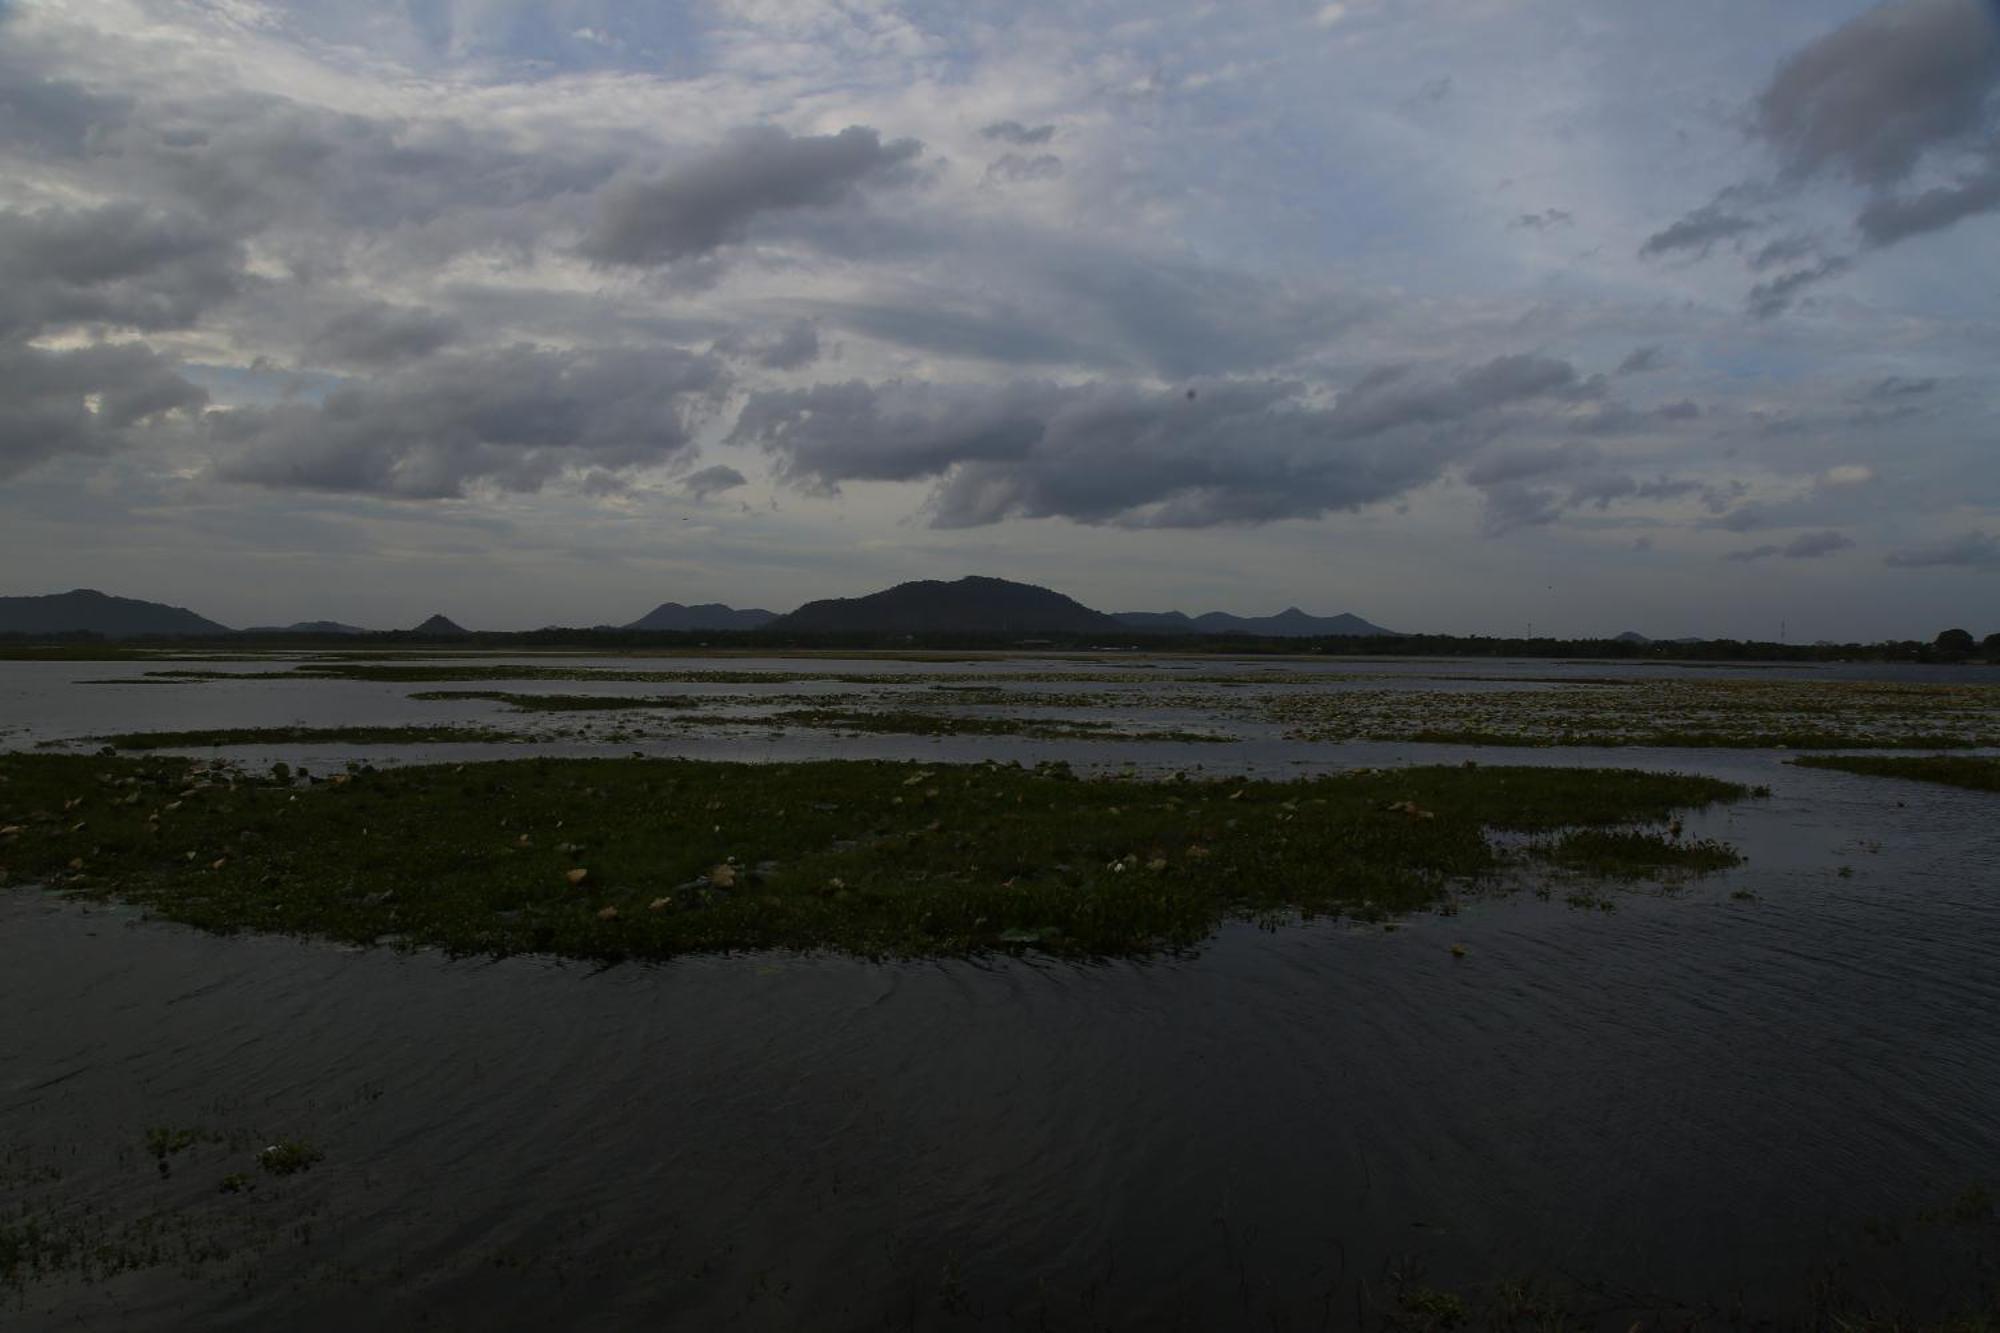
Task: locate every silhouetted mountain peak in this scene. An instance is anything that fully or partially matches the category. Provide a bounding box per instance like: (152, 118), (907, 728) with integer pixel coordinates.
(0, 589), (233, 638)
(1114, 607), (1396, 637)
(625, 602), (778, 632)
(771, 576), (1124, 635)
(411, 614), (470, 636)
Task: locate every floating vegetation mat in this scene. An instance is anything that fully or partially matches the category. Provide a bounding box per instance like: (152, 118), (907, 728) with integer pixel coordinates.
(1791, 754), (2000, 792)
(1264, 679), (2000, 749)
(94, 726), (522, 750)
(0, 755), (1751, 961)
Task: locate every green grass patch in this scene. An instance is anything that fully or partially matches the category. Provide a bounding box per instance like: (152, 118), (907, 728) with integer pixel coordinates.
(408, 690), (702, 713)
(1532, 828), (1744, 879)
(1792, 754), (2000, 792)
(0, 754), (1749, 960)
(96, 725), (521, 750)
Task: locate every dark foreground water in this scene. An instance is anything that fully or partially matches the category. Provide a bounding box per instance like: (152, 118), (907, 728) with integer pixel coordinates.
(6, 756), (2000, 1329)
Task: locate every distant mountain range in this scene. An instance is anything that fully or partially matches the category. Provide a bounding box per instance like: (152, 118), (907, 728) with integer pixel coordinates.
(770, 576), (1124, 635)
(241, 620), (369, 636)
(0, 589), (232, 638)
(2, 579), (1400, 641)
(625, 602), (778, 632)
(1116, 608), (1395, 637)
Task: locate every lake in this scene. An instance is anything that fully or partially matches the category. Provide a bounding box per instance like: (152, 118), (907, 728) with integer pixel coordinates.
(4, 651), (1999, 1328)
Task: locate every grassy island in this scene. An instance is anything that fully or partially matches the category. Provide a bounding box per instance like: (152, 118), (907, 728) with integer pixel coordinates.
(0, 755), (1753, 960)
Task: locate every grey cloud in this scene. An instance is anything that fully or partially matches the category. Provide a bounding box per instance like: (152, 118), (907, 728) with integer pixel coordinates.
(981, 121), (1056, 146)
(1712, 502), (1781, 533)
(1477, 473), (1716, 536)
(756, 321), (821, 371)
(683, 464), (749, 499)
(1757, 0), (1999, 188)
(0, 203), (245, 338)
(85, 94), (620, 270)
(1750, 234), (1819, 271)
(1616, 346), (1665, 375)
(1885, 529), (2000, 568)
(1865, 375), (1939, 399)
(0, 340), (206, 479)
(1786, 529), (1858, 558)
(1569, 475), (1707, 509)
(1748, 256), (1851, 318)
(712, 320), (822, 370)
(307, 303), (463, 368)
(581, 126), (924, 265)
(729, 354), (1586, 528)
(1640, 202), (1760, 259)
(790, 240), (1369, 379)
(984, 153), (1064, 185)
(215, 345), (726, 498)
(1511, 209), (1573, 231)
(1727, 530), (1856, 561)
(0, 55), (133, 159)
(1855, 153), (2000, 244)
(1646, 1), (2000, 312)
(799, 296), (1103, 368)
(1463, 443), (1602, 487)
(1566, 399), (1702, 435)
(1038, 250), (1376, 379)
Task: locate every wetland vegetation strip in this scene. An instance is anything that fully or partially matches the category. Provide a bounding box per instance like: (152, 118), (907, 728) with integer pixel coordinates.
(761, 708), (1235, 742)
(408, 690), (702, 712)
(93, 726), (522, 750)
(1268, 679), (2000, 750)
(0, 755), (1750, 961)
(1791, 755), (2000, 793)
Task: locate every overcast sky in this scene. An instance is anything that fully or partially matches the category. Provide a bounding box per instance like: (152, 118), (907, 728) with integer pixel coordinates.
(2, 0), (1997, 636)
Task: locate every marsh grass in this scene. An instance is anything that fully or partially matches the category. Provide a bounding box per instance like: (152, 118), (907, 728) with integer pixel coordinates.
(256, 1141), (323, 1177)
(761, 708), (1234, 742)
(96, 725), (522, 750)
(1271, 679), (2000, 750)
(1792, 755), (2000, 793)
(0, 754), (1747, 960)
(1532, 829), (1744, 880)
(408, 690), (702, 713)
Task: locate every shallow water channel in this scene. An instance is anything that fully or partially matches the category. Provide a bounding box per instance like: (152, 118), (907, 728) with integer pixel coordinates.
(5, 654), (2000, 1328)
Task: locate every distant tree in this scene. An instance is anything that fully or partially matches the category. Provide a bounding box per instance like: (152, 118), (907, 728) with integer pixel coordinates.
(1935, 628), (1976, 657)
(1985, 632), (2000, 660)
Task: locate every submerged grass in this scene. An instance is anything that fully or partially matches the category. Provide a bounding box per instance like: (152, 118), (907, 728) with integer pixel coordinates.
(94, 725), (521, 750)
(1532, 828), (1744, 879)
(761, 708), (1234, 742)
(1272, 679), (2000, 750)
(408, 690), (702, 713)
(0, 754), (1749, 960)
(1791, 754), (2000, 793)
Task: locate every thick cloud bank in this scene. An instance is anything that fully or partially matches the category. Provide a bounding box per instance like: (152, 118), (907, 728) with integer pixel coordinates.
(733, 356), (1597, 528)
(583, 126), (924, 265)
(216, 347), (726, 498)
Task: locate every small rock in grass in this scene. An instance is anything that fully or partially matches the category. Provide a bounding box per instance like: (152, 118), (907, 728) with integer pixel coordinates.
(565, 867), (590, 887)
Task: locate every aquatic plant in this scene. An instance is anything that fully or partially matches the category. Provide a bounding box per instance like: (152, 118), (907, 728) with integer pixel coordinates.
(0, 753), (1752, 961)
(256, 1140), (323, 1177)
(1792, 754), (2000, 793)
